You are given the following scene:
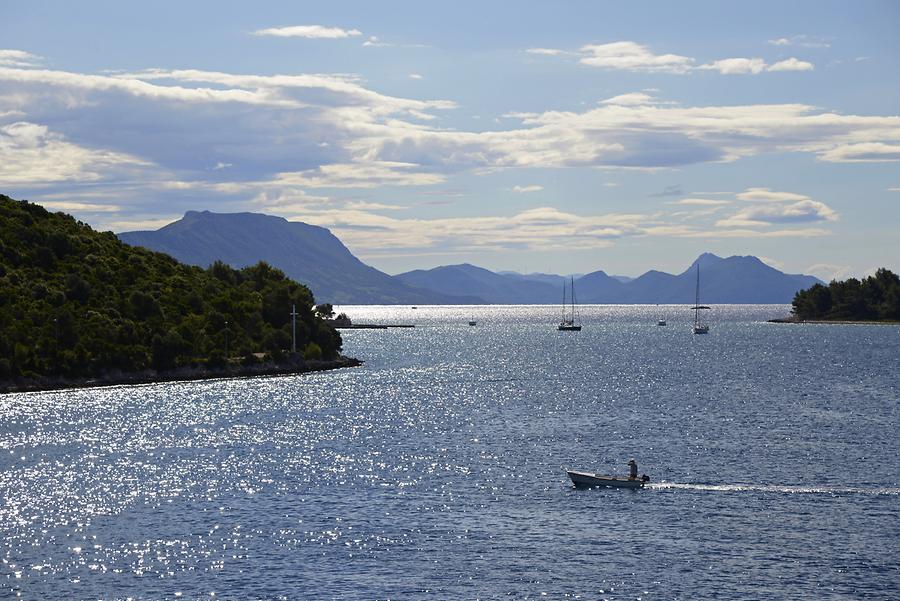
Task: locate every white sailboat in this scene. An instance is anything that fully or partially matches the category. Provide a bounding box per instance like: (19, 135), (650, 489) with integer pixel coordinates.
(657, 303), (666, 326)
(692, 263), (710, 334)
(558, 277), (582, 331)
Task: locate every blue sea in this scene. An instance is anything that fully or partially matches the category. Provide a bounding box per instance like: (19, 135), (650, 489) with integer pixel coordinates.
(2, 305), (899, 600)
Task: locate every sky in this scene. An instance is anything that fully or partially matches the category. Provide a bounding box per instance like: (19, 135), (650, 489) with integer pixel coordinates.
(1, 1), (898, 279)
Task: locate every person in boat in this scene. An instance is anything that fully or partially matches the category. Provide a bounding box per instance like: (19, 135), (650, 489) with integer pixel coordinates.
(628, 459), (638, 480)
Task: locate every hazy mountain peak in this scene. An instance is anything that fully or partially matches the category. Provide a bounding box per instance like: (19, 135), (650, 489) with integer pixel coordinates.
(691, 252), (724, 266)
(119, 211), (473, 304)
(581, 269), (611, 278)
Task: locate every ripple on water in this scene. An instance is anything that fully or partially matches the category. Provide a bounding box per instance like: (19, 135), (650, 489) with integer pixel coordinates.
(2, 305), (899, 599)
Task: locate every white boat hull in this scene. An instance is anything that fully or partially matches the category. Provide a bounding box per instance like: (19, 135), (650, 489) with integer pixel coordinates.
(566, 469), (646, 489)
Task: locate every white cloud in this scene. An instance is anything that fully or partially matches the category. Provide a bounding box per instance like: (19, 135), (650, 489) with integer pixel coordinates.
(36, 200), (122, 213)
(3, 55), (899, 225)
(677, 187), (842, 234)
(579, 41), (694, 73)
(252, 25), (362, 39)
(716, 199), (838, 227)
(119, 68), (457, 115)
(540, 41), (814, 76)
(805, 263), (853, 281)
(0, 49), (41, 67)
(363, 36), (427, 49)
(768, 58), (815, 72)
(268, 199), (839, 257)
(104, 217), (183, 232)
(274, 161), (446, 189)
(0, 66), (301, 107)
(699, 58), (767, 75)
(819, 143), (900, 163)
(0, 121), (148, 185)
(344, 201), (404, 211)
(757, 256), (785, 270)
(601, 92), (658, 106)
(525, 48), (571, 56)
(512, 184), (543, 193)
(670, 198), (732, 206)
(276, 205), (649, 254)
(888, 187), (900, 192)
(699, 57), (814, 74)
(6, 60), (899, 176)
(698, 227), (830, 239)
(736, 188), (810, 202)
(491, 100), (900, 168)
(768, 35), (830, 48)
(408, 73), (423, 80)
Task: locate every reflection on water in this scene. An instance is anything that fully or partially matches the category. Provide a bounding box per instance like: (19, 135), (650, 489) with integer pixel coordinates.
(2, 305), (899, 599)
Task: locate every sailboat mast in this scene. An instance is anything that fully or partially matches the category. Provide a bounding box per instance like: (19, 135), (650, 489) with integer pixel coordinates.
(562, 280), (567, 321)
(694, 264), (701, 325)
(571, 276), (577, 323)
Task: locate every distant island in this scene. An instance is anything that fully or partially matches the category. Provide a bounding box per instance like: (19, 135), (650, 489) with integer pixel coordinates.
(0, 195), (358, 393)
(789, 269), (900, 322)
(120, 210), (825, 305)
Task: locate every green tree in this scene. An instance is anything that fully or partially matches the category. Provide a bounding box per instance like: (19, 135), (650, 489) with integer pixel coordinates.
(792, 269), (899, 321)
(0, 194), (344, 383)
(315, 303), (335, 319)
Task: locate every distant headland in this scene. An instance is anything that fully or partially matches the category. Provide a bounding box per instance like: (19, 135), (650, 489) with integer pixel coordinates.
(771, 269), (900, 324)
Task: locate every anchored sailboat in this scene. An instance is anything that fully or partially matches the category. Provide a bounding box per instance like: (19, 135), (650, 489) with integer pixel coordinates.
(692, 263), (710, 334)
(558, 277), (582, 331)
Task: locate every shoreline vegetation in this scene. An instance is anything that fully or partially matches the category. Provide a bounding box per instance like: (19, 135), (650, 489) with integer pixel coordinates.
(788, 268), (899, 323)
(0, 354), (361, 394)
(0, 195), (357, 390)
(767, 316), (900, 325)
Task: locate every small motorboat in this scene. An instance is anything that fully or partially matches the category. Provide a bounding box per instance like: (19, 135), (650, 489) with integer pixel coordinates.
(468, 320), (477, 326)
(566, 469), (650, 489)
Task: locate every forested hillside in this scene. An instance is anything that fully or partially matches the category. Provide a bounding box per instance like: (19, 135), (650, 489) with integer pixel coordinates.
(0, 195), (342, 382)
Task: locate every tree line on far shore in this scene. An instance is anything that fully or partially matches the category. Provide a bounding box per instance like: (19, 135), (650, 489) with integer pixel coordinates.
(0, 195), (342, 382)
(792, 268), (900, 321)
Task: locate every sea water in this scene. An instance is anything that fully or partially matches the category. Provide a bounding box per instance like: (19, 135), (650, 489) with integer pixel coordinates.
(1, 305), (898, 599)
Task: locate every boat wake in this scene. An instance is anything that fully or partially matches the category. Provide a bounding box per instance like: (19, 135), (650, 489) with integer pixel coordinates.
(649, 482), (900, 496)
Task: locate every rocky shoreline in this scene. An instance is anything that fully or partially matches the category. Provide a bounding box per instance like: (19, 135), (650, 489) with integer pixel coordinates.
(0, 354), (362, 395)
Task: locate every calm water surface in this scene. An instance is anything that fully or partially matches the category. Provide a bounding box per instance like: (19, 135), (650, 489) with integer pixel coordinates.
(2, 305), (899, 599)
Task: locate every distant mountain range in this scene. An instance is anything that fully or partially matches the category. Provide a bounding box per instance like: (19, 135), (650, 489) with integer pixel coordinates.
(120, 211), (822, 304)
(118, 211), (475, 304)
(397, 254), (822, 304)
